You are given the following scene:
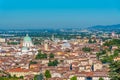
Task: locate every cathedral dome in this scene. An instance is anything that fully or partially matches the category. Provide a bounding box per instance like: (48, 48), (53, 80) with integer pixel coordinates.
(23, 34), (33, 47)
(23, 34), (32, 42)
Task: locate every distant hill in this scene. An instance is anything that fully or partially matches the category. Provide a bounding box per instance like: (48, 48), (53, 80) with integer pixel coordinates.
(87, 24), (120, 31)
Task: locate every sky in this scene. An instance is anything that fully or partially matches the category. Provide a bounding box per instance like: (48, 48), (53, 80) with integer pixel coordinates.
(0, 0), (120, 29)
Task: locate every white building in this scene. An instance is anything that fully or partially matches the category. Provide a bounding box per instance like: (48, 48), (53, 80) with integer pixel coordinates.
(17, 34), (36, 55)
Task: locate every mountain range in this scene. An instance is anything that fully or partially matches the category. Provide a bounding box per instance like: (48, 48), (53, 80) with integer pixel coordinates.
(87, 24), (120, 30)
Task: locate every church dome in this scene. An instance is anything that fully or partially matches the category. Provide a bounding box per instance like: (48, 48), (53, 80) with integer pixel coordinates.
(23, 34), (32, 42)
(62, 42), (71, 48)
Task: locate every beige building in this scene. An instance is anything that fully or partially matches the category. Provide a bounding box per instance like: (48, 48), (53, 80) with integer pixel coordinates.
(0, 38), (5, 43)
(93, 62), (103, 71)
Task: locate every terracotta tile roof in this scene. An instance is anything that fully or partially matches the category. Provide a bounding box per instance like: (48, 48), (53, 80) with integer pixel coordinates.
(7, 68), (30, 72)
(48, 77), (63, 80)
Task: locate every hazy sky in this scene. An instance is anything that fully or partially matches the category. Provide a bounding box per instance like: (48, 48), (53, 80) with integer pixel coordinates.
(0, 0), (120, 29)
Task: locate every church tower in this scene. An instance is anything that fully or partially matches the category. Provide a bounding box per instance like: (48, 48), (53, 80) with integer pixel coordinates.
(44, 40), (49, 51)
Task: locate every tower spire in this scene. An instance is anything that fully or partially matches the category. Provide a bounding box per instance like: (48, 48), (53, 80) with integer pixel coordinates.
(26, 34), (29, 36)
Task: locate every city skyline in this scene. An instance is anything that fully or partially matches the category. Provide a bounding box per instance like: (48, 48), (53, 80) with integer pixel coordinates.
(0, 1), (120, 80)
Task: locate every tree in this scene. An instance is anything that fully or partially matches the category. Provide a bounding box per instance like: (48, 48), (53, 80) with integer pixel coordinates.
(48, 59), (59, 66)
(34, 75), (37, 80)
(44, 70), (51, 78)
(19, 76), (23, 79)
(34, 73), (43, 80)
(7, 42), (19, 45)
(101, 50), (106, 55)
(38, 73), (44, 80)
(35, 52), (47, 59)
(54, 59), (59, 65)
(13, 75), (17, 78)
(82, 47), (91, 52)
(113, 49), (119, 57)
(30, 61), (37, 64)
(109, 61), (120, 80)
(101, 55), (113, 63)
(103, 39), (120, 47)
(96, 50), (107, 60)
(43, 53), (47, 58)
(8, 74), (12, 78)
(70, 76), (77, 80)
(88, 39), (93, 43)
(49, 53), (54, 58)
(99, 77), (104, 80)
(93, 39), (97, 43)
